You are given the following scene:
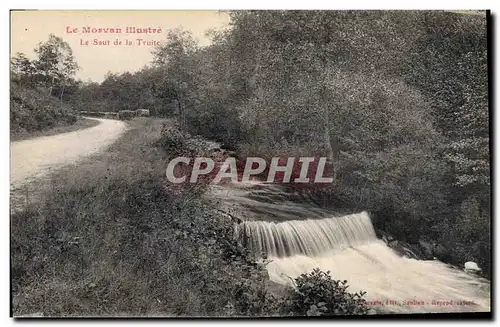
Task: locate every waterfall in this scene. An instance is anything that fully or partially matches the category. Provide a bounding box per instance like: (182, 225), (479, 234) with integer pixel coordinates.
(212, 182), (490, 313)
(234, 210), (490, 313)
(236, 211), (377, 257)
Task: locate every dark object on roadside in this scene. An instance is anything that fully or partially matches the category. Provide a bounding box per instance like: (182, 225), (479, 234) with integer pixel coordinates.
(118, 110), (136, 120)
(135, 109), (150, 116)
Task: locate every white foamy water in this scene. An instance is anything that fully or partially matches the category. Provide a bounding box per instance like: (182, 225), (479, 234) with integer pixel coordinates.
(236, 212), (376, 257)
(237, 211), (490, 313)
(267, 242), (490, 313)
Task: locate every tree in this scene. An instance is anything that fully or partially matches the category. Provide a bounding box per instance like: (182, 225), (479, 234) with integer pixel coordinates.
(152, 29), (200, 127)
(10, 52), (37, 86)
(34, 34), (79, 98)
(443, 48), (489, 193)
(152, 28), (198, 66)
(404, 12), (489, 244)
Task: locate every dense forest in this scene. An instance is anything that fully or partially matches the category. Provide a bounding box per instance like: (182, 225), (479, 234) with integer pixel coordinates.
(60, 11), (490, 275)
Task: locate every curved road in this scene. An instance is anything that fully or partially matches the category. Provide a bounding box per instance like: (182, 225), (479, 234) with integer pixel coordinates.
(10, 117), (127, 189)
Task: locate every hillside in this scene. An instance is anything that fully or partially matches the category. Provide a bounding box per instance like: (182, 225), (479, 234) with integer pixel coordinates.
(10, 81), (77, 136)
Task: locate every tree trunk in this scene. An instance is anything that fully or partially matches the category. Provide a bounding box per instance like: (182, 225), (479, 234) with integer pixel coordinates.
(323, 115), (340, 183)
(60, 84), (65, 102)
(177, 98), (184, 130)
(320, 84), (339, 184)
(323, 115), (335, 161)
(49, 75), (56, 96)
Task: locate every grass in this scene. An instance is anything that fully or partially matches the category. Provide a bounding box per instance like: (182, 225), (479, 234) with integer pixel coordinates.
(10, 117), (100, 142)
(10, 117), (274, 317)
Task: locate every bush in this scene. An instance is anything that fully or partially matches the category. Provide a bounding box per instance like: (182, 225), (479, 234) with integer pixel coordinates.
(282, 268), (369, 316)
(186, 102), (247, 150)
(10, 81), (76, 134)
(155, 122), (190, 155)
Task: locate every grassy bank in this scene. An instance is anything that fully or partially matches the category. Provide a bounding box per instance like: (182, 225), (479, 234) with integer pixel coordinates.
(10, 118), (274, 317)
(10, 81), (78, 137)
(10, 117), (100, 142)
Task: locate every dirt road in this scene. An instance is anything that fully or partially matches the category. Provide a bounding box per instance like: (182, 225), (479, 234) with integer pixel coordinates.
(10, 117), (127, 189)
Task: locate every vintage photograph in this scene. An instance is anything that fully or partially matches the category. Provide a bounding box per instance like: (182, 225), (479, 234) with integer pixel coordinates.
(10, 10), (490, 317)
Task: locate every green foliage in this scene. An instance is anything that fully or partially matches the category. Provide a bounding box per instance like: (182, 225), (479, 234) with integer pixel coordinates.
(10, 34), (79, 135)
(155, 122), (190, 156)
(10, 81), (76, 134)
(283, 269), (368, 316)
(34, 34), (79, 86)
(11, 34), (79, 95)
(11, 52), (38, 85)
(404, 12), (489, 193)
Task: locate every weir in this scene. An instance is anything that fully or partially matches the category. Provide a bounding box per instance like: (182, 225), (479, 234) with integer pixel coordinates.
(236, 211), (377, 257)
(208, 179), (490, 313)
(233, 209), (491, 313)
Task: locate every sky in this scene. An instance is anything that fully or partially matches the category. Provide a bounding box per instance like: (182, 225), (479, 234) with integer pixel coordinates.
(10, 10), (231, 83)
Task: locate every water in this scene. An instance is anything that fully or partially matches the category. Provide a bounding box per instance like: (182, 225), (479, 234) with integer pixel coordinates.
(266, 245), (490, 313)
(236, 212), (376, 257)
(210, 181), (490, 314)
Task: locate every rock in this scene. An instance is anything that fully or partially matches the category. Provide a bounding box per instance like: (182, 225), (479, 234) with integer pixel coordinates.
(433, 243), (450, 261)
(418, 239), (434, 260)
(402, 247), (420, 260)
(378, 230), (394, 245)
(464, 261), (481, 273)
(387, 240), (420, 259)
(377, 230), (422, 259)
(387, 240), (403, 255)
(381, 235), (389, 244)
(403, 242), (426, 259)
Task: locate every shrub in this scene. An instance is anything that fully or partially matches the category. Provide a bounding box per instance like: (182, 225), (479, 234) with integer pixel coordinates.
(282, 268), (369, 316)
(10, 81), (76, 134)
(155, 122), (190, 156)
